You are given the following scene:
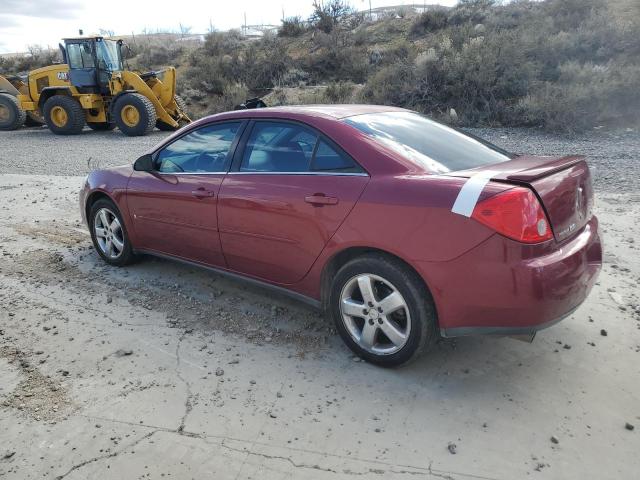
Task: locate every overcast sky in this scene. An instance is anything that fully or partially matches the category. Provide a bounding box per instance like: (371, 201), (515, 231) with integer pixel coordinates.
(0, 0), (457, 54)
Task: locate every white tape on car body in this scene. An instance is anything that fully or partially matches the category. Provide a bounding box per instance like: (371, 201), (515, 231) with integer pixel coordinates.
(451, 170), (499, 217)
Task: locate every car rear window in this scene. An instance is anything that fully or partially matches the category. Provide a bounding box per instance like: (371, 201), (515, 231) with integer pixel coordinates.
(344, 111), (511, 173)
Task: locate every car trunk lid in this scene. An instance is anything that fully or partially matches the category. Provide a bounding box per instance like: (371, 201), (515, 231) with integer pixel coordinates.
(451, 155), (594, 242)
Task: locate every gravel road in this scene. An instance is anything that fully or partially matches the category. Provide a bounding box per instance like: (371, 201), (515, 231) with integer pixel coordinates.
(0, 126), (639, 479)
(2, 124), (639, 193)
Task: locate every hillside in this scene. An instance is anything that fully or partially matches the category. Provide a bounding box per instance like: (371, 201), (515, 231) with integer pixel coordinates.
(1, 0), (639, 131)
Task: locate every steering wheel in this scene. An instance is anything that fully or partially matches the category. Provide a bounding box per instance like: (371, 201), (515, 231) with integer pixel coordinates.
(195, 152), (224, 172)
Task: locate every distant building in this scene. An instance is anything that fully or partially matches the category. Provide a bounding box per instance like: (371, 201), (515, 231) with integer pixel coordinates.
(366, 3), (450, 20)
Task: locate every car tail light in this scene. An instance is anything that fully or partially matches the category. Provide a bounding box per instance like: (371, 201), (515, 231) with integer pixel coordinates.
(471, 187), (553, 244)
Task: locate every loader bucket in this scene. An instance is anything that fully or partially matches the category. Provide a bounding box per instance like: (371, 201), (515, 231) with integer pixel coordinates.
(0, 75), (45, 126)
(121, 67), (191, 130)
(0, 74), (21, 96)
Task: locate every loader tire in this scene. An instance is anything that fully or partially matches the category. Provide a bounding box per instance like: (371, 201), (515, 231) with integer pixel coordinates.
(114, 93), (156, 137)
(43, 95), (86, 135)
(156, 95), (188, 131)
(0, 93), (27, 131)
(88, 122), (116, 131)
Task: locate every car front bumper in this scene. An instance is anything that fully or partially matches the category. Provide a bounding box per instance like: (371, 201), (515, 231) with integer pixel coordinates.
(417, 216), (602, 338)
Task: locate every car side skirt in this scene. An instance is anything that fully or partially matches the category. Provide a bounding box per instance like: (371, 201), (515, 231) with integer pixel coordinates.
(133, 249), (322, 310)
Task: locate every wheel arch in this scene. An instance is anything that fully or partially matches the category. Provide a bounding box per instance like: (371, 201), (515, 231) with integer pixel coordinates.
(85, 190), (116, 225)
(38, 87), (73, 109)
(319, 246), (439, 324)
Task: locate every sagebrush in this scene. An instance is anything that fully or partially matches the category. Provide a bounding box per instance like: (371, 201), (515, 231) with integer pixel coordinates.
(1, 0), (638, 131)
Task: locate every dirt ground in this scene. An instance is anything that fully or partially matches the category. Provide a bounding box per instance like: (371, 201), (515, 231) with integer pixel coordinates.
(0, 127), (639, 479)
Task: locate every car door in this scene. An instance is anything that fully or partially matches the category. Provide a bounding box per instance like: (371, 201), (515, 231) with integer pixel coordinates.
(217, 120), (370, 284)
(126, 121), (245, 267)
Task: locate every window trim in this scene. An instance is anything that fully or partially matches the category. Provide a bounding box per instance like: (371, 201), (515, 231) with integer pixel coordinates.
(150, 120), (248, 175)
(229, 118), (369, 176)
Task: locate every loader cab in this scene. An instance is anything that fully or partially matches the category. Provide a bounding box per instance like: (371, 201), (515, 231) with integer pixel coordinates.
(61, 37), (123, 93)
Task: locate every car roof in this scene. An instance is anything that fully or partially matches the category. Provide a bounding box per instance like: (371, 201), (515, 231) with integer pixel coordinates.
(204, 104), (409, 122)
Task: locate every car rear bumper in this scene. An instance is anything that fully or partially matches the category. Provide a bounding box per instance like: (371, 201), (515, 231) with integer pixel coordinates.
(417, 216), (602, 337)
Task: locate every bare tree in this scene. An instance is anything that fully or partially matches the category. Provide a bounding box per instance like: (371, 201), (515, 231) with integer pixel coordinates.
(178, 23), (192, 38)
(310, 0), (355, 33)
(99, 28), (115, 38)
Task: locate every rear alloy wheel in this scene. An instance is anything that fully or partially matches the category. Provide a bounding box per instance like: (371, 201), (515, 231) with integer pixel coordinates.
(114, 93), (156, 136)
(89, 199), (136, 266)
(330, 255), (437, 367)
(43, 95), (86, 135)
(0, 93), (26, 130)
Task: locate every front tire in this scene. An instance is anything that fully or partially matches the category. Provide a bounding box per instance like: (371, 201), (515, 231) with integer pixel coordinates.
(114, 93), (156, 136)
(0, 93), (26, 131)
(330, 254), (437, 367)
(89, 198), (136, 266)
(43, 95), (86, 135)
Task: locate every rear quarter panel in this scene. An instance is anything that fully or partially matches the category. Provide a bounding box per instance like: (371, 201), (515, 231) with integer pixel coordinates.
(295, 175), (511, 302)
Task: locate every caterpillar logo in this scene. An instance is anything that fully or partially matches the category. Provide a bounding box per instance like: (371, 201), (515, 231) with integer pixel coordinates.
(56, 72), (69, 81)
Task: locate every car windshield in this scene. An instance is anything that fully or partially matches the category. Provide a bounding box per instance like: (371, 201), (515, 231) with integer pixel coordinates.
(97, 40), (122, 72)
(344, 111), (512, 173)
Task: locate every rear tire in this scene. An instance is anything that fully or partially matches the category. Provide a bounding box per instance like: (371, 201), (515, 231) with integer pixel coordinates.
(43, 95), (86, 135)
(89, 198), (136, 267)
(156, 95), (188, 131)
(0, 93), (26, 131)
(114, 93), (156, 136)
(330, 254), (437, 367)
(88, 122), (116, 131)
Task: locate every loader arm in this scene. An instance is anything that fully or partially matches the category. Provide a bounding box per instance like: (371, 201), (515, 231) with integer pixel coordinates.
(118, 70), (179, 128)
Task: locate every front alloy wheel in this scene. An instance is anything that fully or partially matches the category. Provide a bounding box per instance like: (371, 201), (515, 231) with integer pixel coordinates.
(94, 207), (125, 259)
(89, 198), (136, 266)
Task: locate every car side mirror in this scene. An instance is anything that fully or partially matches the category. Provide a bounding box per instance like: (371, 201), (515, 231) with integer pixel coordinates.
(134, 153), (154, 172)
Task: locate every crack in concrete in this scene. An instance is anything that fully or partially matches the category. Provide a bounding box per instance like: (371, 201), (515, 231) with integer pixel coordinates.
(220, 440), (339, 475)
(54, 429), (159, 479)
(77, 414), (499, 480)
(0, 275), (159, 329)
(427, 462), (457, 480)
(220, 441), (448, 478)
(175, 331), (194, 434)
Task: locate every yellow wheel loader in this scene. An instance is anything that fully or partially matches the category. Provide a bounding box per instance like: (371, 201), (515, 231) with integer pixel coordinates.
(0, 36), (191, 136)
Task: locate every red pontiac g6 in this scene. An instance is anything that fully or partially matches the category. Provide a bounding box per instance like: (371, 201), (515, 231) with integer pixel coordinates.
(80, 105), (602, 366)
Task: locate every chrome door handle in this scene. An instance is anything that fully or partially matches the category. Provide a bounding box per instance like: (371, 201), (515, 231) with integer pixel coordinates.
(305, 194), (339, 206)
(191, 189), (215, 198)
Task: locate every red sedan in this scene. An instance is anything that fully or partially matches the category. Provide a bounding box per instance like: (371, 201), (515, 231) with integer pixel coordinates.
(80, 105), (602, 366)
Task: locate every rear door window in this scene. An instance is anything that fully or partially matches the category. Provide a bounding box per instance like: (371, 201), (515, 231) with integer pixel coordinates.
(240, 121), (364, 174)
(311, 139), (364, 173)
(241, 121), (318, 172)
